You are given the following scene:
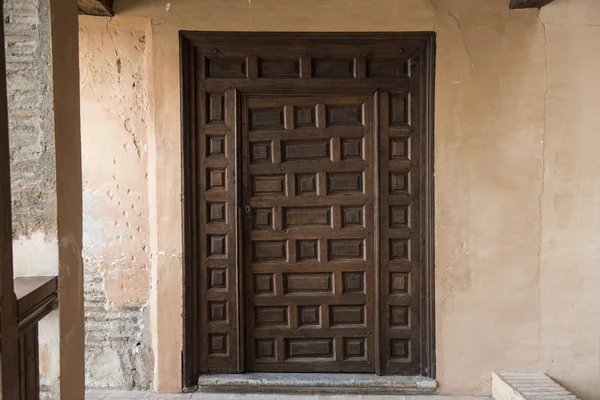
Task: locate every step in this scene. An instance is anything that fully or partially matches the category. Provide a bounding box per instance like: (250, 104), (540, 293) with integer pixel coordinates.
(492, 371), (579, 400)
(198, 373), (437, 395)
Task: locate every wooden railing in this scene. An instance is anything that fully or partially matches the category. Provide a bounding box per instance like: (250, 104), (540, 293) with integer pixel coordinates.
(1, 277), (58, 400)
(15, 277), (58, 399)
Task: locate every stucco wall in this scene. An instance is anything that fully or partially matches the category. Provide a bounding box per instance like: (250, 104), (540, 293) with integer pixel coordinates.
(79, 16), (154, 390)
(96, 0), (600, 397)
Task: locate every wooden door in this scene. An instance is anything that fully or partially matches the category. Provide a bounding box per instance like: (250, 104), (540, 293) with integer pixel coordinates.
(242, 95), (375, 372)
(181, 32), (435, 384)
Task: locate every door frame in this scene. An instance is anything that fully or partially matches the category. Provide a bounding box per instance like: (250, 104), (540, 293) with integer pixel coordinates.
(180, 31), (436, 389)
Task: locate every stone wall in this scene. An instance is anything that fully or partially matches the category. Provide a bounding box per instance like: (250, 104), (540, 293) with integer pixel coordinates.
(79, 16), (153, 390)
(5, 0), (55, 240)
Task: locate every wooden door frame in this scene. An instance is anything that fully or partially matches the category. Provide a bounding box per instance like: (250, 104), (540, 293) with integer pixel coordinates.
(180, 32), (436, 389)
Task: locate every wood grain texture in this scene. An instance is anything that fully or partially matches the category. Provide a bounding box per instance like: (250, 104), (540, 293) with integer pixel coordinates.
(181, 32), (435, 382)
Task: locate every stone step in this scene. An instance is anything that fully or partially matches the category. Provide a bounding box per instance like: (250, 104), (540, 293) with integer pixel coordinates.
(492, 371), (579, 400)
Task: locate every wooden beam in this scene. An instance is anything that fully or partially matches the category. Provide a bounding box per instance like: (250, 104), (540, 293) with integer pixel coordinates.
(510, 0), (555, 9)
(78, 0), (112, 16)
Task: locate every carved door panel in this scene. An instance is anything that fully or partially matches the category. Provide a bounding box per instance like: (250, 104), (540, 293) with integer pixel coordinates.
(242, 95), (375, 373)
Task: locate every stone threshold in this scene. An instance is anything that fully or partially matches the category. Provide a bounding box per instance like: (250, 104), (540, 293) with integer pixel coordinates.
(197, 373), (437, 395)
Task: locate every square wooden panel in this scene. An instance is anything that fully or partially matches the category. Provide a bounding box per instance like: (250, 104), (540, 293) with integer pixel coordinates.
(209, 333), (228, 355)
(390, 92), (411, 126)
(390, 305), (409, 327)
(390, 272), (409, 294)
(255, 306), (289, 327)
(297, 240), (319, 262)
(208, 235), (227, 258)
(298, 306), (320, 327)
(208, 268), (227, 289)
(253, 241), (287, 262)
(330, 305), (365, 327)
(282, 139), (330, 162)
(390, 238), (410, 261)
(209, 301), (227, 322)
(341, 206), (364, 228)
(207, 135), (225, 156)
(341, 138), (363, 160)
(258, 58), (300, 79)
(326, 104), (363, 126)
(389, 172), (410, 194)
(250, 107), (284, 130)
(366, 58), (408, 78)
(389, 205), (410, 228)
(296, 173), (317, 196)
(284, 207), (331, 229)
(286, 338), (334, 359)
(390, 339), (410, 361)
(207, 202), (226, 223)
(206, 93), (225, 123)
(295, 106), (316, 128)
(344, 337), (366, 360)
(251, 141), (272, 163)
(252, 208), (273, 231)
(313, 58), (354, 78)
(206, 58), (246, 78)
(390, 138), (410, 160)
(342, 272), (365, 294)
(329, 239), (364, 260)
(328, 172), (363, 195)
(254, 274), (274, 294)
(252, 174), (286, 197)
(207, 169), (226, 190)
(284, 273), (332, 294)
(255, 339), (276, 360)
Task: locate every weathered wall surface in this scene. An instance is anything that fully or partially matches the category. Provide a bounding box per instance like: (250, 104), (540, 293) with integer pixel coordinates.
(106, 0), (599, 397)
(79, 15), (153, 390)
(4, 0), (56, 243)
(4, 0), (59, 398)
(538, 2), (600, 398)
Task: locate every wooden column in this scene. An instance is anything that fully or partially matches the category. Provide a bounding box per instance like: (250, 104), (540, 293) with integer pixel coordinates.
(49, 0), (85, 398)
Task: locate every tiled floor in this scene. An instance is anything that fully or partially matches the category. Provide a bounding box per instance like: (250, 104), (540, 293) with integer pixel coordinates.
(86, 391), (490, 400)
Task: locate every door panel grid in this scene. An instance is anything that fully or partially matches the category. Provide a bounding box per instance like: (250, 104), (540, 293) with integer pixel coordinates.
(242, 95), (375, 372)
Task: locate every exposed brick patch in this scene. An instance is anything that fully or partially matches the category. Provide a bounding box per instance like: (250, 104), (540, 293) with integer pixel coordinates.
(4, 0), (57, 238)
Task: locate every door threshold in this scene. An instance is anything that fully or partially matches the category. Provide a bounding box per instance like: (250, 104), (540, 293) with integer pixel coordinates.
(197, 373), (437, 395)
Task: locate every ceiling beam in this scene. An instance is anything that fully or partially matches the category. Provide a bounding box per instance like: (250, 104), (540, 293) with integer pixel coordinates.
(78, 0), (113, 16)
(510, 0), (555, 9)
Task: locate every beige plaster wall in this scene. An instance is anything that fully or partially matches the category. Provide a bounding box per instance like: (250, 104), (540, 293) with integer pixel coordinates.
(79, 16), (154, 389)
(104, 0), (600, 397)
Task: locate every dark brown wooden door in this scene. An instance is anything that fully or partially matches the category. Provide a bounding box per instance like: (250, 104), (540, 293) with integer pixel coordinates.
(181, 32), (435, 383)
(242, 95), (375, 372)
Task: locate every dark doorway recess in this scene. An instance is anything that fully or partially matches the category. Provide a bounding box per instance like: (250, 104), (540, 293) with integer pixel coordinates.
(181, 31), (436, 389)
